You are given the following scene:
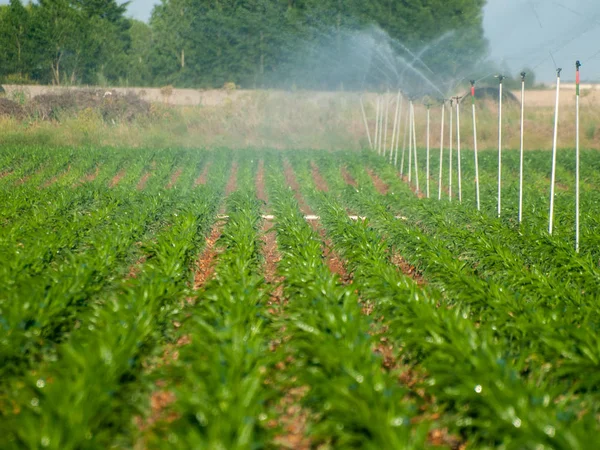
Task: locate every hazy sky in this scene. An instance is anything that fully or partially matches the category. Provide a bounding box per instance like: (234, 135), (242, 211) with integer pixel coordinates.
(3, 0), (600, 82)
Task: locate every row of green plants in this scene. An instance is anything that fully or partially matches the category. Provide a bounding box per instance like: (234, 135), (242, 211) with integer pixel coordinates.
(1, 147), (229, 448)
(287, 152), (597, 448)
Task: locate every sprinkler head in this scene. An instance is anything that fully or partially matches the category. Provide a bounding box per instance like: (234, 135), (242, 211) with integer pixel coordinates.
(470, 80), (475, 87)
(495, 74), (505, 83)
(520, 72), (527, 81)
(576, 60), (582, 69)
(556, 68), (562, 77)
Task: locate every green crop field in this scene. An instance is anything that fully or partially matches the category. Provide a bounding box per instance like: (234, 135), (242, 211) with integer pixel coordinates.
(1, 144), (600, 449)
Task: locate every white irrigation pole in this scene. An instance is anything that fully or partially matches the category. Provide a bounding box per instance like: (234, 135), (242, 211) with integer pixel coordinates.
(519, 72), (526, 223)
(400, 103), (409, 175)
(575, 61), (581, 252)
(408, 100), (413, 184)
(360, 96), (373, 150)
(412, 102), (420, 194)
(374, 96), (380, 154)
(383, 92), (390, 157)
(449, 98), (453, 202)
(549, 68), (562, 235)
(378, 94), (385, 155)
(426, 104), (431, 198)
(455, 96), (462, 203)
(470, 81), (481, 211)
(438, 101), (445, 200)
(394, 96), (404, 167)
(390, 90), (401, 160)
(497, 75), (505, 217)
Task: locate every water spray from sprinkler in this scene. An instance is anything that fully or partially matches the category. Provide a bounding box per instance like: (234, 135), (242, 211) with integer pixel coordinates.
(470, 81), (481, 211)
(549, 68), (562, 235)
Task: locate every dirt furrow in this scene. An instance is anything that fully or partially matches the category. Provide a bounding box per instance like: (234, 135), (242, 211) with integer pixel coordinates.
(42, 165), (71, 188)
(283, 160), (313, 215)
(109, 168), (127, 188)
(366, 168), (390, 195)
(74, 165), (101, 187)
(0, 170), (14, 180)
(166, 167), (183, 189)
(194, 162), (211, 187)
(341, 167), (358, 188)
(261, 220), (313, 450)
(193, 220), (225, 291)
(256, 160), (269, 207)
(136, 171), (152, 191)
(310, 161), (329, 192)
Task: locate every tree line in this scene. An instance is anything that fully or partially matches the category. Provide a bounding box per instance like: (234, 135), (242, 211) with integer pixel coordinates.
(0, 0), (489, 91)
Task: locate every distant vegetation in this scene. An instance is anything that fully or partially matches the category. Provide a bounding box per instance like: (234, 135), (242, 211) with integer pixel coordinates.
(0, 0), (488, 90)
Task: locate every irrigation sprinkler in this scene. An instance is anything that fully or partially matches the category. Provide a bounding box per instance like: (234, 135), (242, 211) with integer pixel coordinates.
(575, 61), (581, 252)
(408, 100), (413, 184)
(497, 75), (505, 217)
(390, 90), (401, 161)
(438, 100), (445, 200)
(454, 96), (462, 203)
(449, 98), (453, 202)
(549, 68), (562, 235)
(519, 72), (526, 223)
(470, 81), (481, 211)
(374, 96), (380, 153)
(360, 96), (373, 150)
(426, 104), (431, 198)
(383, 92), (390, 157)
(412, 102), (420, 194)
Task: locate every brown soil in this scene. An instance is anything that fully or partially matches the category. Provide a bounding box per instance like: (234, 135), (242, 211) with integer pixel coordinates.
(271, 385), (312, 450)
(367, 168), (389, 195)
(75, 165), (100, 186)
(341, 167), (358, 188)
(0, 170), (14, 180)
(310, 161), (329, 192)
(310, 221), (351, 283)
(109, 168), (126, 188)
(392, 253), (426, 286)
(193, 221), (224, 290)
(283, 160), (313, 215)
(256, 160), (269, 206)
(262, 221), (284, 307)
(166, 167), (183, 189)
(194, 162), (211, 187)
(42, 165), (71, 188)
(136, 171), (152, 191)
(126, 254), (147, 280)
(225, 161), (238, 195)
